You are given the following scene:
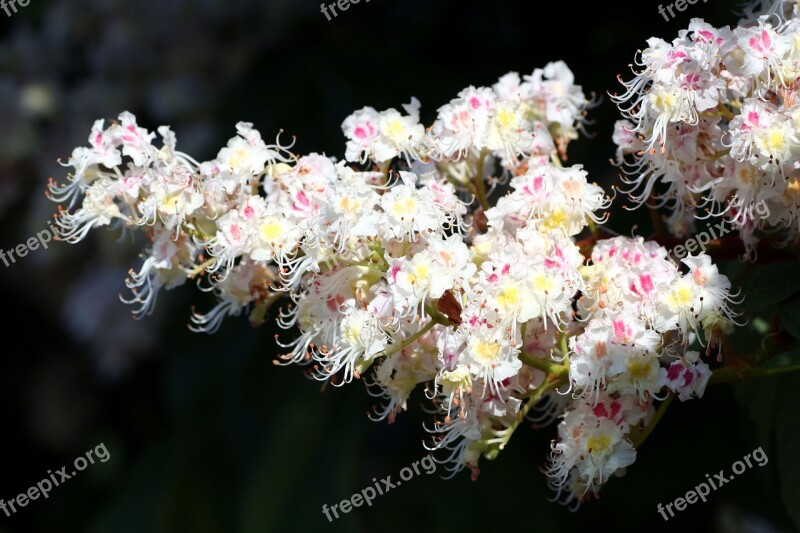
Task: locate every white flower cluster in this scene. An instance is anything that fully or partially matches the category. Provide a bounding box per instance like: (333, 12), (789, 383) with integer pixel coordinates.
(49, 112), (290, 325)
(342, 61), (590, 165)
(50, 62), (739, 507)
(547, 238), (737, 506)
(612, 1), (800, 256)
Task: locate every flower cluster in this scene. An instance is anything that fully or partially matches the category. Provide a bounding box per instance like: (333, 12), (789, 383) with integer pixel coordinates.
(0, 0), (302, 378)
(49, 62), (739, 507)
(342, 61), (591, 166)
(547, 238), (736, 505)
(612, 1), (800, 257)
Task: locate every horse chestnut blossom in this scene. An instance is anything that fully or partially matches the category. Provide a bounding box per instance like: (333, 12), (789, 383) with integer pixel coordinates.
(612, 0), (800, 257)
(49, 61), (741, 507)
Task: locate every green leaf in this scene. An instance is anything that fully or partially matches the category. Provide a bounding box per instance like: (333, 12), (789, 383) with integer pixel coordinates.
(778, 300), (800, 341)
(761, 348), (800, 371)
(736, 371), (800, 529)
(742, 264), (800, 314)
(776, 389), (800, 529)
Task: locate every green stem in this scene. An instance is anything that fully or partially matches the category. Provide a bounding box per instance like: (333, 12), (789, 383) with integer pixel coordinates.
(424, 303), (451, 327)
(717, 104), (735, 121)
(484, 379), (562, 460)
(519, 352), (569, 377)
(380, 320), (437, 358)
(186, 257), (216, 279)
(630, 393), (674, 449)
(712, 148), (731, 160)
(346, 261), (388, 273)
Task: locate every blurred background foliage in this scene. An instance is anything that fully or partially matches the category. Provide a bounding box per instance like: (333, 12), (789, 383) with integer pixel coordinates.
(0, 0), (798, 531)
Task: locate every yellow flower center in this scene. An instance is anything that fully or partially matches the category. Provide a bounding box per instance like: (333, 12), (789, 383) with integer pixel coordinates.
(652, 91), (678, 113)
(338, 196), (362, 214)
(666, 285), (694, 308)
(586, 433), (612, 455)
(626, 357), (654, 381)
(496, 286), (520, 310)
(344, 323), (362, 345)
(473, 341), (501, 364)
(160, 195), (183, 212)
(383, 119), (406, 141)
(391, 197), (417, 218)
(413, 263), (429, 280)
(496, 107), (517, 129)
(763, 127), (785, 153)
(228, 147), (249, 171)
(542, 208), (568, 231)
(261, 221), (283, 242)
(532, 273), (554, 293)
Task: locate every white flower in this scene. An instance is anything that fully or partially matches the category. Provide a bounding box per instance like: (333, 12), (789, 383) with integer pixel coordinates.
(660, 350), (712, 401)
(190, 260), (275, 333)
(115, 111), (157, 167)
(217, 122), (276, 175)
(56, 179), (123, 243)
(343, 99), (425, 163)
(460, 324), (522, 395)
(546, 398), (640, 499)
(378, 175), (444, 241)
(315, 303), (389, 383)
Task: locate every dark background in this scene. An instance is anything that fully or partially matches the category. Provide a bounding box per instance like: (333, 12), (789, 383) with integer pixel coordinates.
(0, 0), (797, 531)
